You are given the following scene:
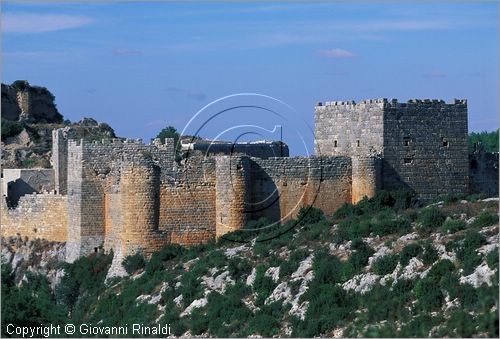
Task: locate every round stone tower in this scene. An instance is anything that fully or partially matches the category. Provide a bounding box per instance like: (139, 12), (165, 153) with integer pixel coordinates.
(120, 154), (161, 255)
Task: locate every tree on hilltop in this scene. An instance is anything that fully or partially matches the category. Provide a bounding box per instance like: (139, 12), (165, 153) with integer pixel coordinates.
(156, 125), (180, 146)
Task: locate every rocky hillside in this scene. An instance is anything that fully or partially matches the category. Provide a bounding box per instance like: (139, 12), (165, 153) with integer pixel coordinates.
(1, 191), (498, 337)
(1, 81), (118, 168)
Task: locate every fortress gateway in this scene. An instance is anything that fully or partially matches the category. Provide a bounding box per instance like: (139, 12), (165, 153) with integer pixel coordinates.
(1, 99), (469, 263)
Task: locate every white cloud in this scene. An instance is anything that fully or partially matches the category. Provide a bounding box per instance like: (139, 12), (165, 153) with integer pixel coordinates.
(423, 69), (447, 79)
(112, 48), (142, 56)
(318, 48), (356, 58)
(2, 12), (93, 33)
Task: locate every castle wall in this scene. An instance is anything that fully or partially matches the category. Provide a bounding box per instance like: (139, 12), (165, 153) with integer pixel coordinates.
(383, 99), (469, 200)
(250, 156), (352, 221)
(314, 100), (385, 157)
(352, 156), (382, 203)
(65, 137), (177, 262)
(103, 193), (122, 251)
(215, 156), (251, 238)
(52, 129), (69, 194)
(1, 193), (67, 242)
(120, 156), (170, 256)
(160, 186), (216, 245)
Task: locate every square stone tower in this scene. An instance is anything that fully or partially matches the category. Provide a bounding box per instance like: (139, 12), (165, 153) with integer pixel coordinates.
(314, 98), (469, 200)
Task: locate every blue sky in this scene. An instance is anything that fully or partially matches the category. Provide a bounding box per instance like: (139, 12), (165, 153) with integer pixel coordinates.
(2, 2), (498, 155)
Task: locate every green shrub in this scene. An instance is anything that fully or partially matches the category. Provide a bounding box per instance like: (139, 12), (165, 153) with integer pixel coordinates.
(303, 219), (331, 241)
(332, 202), (358, 219)
(465, 193), (484, 202)
(146, 244), (184, 274)
(439, 272), (461, 300)
(414, 279), (444, 311)
(252, 264), (276, 305)
(421, 242), (439, 265)
(399, 314), (444, 337)
(361, 284), (410, 323)
(400, 243), (423, 266)
(159, 301), (186, 336)
(486, 248), (499, 270)
(372, 254), (399, 275)
(471, 211), (499, 229)
(247, 302), (282, 337)
(122, 253), (146, 274)
(1, 118), (24, 140)
(189, 308), (209, 335)
(451, 231), (486, 275)
(332, 190), (415, 221)
(179, 270), (204, 307)
(441, 219), (466, 234)
(2, 264), (67, 333)
(372, 212), (412, 236)
(204, 285), (252, 336)
(418, 207), (446, 235)
(296, 284), (355, 337)
(469, 129), (499, 153)
(440, 193), (468, 205)
(11, 80), (29, 91)
(426, 259), (455, 284)
(349, 239), (375, 273)
(56, 252), (112, 314)
(460, 283), (480, 310)
(336, 217), (371, 241)
(297, 205), (325, 225)
(227, 257), (252, 280)
(392, 189), (416, 210)
(280, 249), (309, 279)
(311, 250), (344, 285)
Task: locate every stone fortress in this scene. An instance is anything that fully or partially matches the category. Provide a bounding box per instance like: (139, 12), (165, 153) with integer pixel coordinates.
(1, 97), (495, 263)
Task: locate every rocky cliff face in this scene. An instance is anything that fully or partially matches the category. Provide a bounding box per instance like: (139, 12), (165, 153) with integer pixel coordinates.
(1, 236), (66, 290)
(1, 81), (118, 168)
(1, 80), (62, 123)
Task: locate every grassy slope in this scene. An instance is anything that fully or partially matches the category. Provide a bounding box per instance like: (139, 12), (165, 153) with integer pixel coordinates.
(2, 192), (499, 338)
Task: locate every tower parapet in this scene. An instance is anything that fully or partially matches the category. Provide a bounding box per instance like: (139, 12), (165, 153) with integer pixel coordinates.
(315, 97), (468, 200)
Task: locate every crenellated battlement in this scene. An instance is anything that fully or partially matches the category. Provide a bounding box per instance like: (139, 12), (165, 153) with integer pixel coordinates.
(316, 98), (467, 108)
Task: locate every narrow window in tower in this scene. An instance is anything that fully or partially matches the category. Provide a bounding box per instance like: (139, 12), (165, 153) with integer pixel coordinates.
(442, 139), (449, 147)
(334, 140), (338, 147)
(404, 158), (413, 164)
(404, 137), (411, 146)
(356, 140), (360, 147)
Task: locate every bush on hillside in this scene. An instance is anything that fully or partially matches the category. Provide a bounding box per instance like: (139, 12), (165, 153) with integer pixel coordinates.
(122, 253), (146, 274)
(417, 207), (446, 235)
(421, 241), (439, 265)
(1, 118), (24, 140)
(297, 205), (325, 225)
(471, 211), (499, 229)
(372, 254), (399, 275)
(400, 243), (423, 266)
(441, 219), (467, 234)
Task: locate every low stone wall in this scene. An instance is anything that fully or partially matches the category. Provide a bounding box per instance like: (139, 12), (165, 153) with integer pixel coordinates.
(1, 193), (67, 242)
